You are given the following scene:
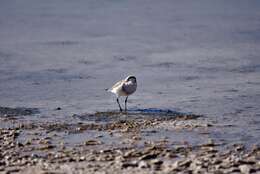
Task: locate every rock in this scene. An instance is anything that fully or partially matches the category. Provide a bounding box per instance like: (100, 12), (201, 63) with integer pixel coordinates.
(138, 160), (149, 168)
(25, 139), (32, 145)
(114, 155), (124, 163)
(202, 139), (215, 147)
(139, 153), (158, 160)
(121, 161), (138, 168)
(179, 160), (192, 167)
(5, 166), (20, 173)
(151, 159), (163, 170)
(190, 161), (202, 171)
(224, 167), (240, 173)
(38, 144), (55, 150)
(151, 159), (163, 165)
(79, 156), (86, 161)
(171, 161), (180, 170)
(31, 153), (38, 158)
(239, 165), (251, 174)
(132, 136), (141, 140)
(84, 140), (102, 146)
(39, 139), (51, 145)
(124, 149), (140, 158)
(55, 107), (61, 110)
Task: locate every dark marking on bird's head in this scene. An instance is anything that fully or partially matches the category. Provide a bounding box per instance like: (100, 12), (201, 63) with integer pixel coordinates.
(125, 75), (137, 83)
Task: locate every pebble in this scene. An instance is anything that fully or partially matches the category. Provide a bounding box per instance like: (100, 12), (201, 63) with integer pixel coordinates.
(139, 153), (158, 160)
(121, 161), (138, 168)
(138, 160), (149, 168)
(84, 140), (102, 146)
(1, 114), (260, 174)
(239, 165), (251, 174)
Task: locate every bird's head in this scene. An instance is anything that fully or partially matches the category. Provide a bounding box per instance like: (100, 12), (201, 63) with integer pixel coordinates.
(125, 75), (137, 83)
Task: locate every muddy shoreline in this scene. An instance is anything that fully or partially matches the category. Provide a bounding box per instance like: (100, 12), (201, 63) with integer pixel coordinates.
(1, 0), (260, 173)
(1, 107), (259, 173)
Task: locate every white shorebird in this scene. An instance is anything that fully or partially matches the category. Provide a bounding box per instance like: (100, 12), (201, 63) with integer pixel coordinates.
(107, 75), (137, 112)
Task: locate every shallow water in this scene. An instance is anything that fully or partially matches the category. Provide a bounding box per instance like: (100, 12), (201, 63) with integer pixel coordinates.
(0, 0), (260, 146)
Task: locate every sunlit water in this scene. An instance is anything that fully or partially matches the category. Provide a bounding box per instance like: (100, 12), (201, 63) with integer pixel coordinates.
(0, 0), (260, 146)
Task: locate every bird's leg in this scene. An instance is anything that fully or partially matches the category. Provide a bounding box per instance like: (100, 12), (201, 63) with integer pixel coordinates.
(117, 98), (123, 112)
(125, 96), (128, 112)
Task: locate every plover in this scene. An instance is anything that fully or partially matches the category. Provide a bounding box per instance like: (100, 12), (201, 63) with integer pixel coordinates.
(107, 75), (137, 112)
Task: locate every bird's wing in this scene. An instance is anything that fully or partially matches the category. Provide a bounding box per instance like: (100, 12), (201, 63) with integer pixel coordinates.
(108, 80), (124, 91)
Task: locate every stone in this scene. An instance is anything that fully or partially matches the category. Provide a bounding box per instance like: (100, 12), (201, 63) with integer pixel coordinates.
(239, 165), (251, 174)
(138, 160), (149, 168)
